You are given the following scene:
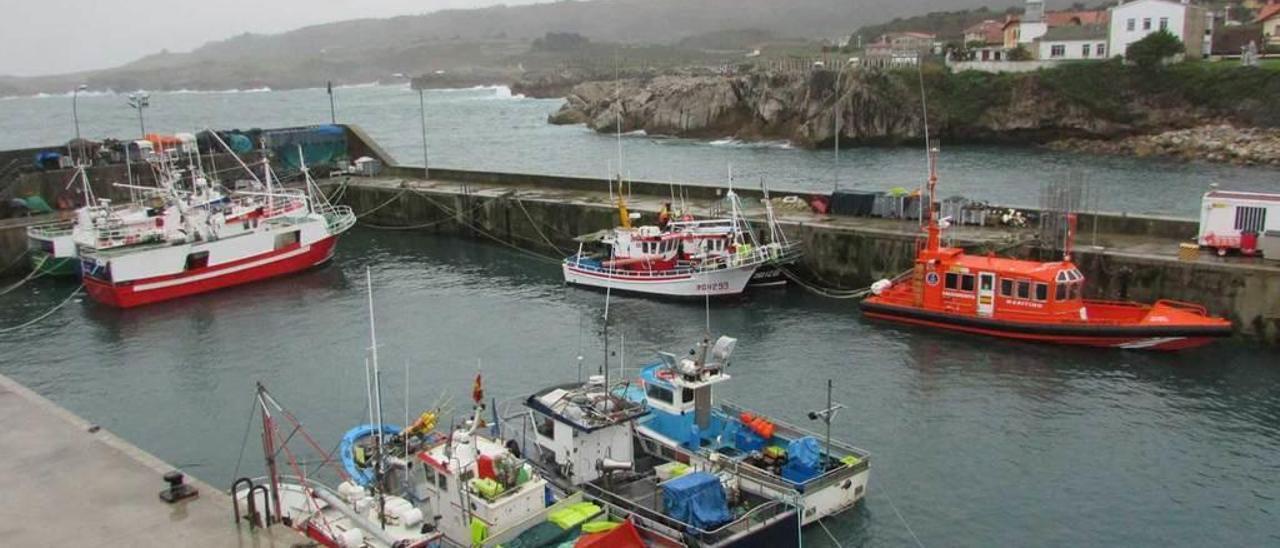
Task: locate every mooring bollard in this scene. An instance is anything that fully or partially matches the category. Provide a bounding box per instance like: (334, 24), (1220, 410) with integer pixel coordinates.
(159, 470), (198, 503)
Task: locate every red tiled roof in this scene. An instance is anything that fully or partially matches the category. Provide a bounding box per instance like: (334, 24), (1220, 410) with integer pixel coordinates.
(1255, 4), (1280, 23)
(1046, 10), (1110, 26)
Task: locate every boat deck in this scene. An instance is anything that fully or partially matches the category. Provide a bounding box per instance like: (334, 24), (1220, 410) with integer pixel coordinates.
(0, 373), (303, 546)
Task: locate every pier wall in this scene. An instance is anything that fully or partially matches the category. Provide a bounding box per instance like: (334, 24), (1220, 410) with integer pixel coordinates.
(339, 180), (1279, 343)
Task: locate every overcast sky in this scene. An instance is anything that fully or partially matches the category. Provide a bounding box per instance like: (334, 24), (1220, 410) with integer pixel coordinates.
(0, 0), (546, 77)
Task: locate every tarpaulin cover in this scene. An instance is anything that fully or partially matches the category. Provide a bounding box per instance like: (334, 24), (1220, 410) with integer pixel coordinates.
(829, 191), (877, 217)
(781, 436), (822, 485)
(226, 133), (254, 154)
(661, 471), (732, 531)
(575, 519), (644, 548)
(503, 521), (573, 548)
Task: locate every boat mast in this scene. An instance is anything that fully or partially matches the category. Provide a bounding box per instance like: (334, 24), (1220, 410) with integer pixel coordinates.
(365, 267), (387, 528)
(256, 383), (283, 522)
(924, 147), (940, 253)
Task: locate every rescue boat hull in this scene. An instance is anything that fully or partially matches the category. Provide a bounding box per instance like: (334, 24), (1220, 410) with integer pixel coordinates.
(859, 300), (1231, 351)
(83, 236), (338, 308)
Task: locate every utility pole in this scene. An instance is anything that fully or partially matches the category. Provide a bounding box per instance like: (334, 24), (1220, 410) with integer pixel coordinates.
(72, 84), (88, 163)
(327, 81), (337, 124)
(127, 92), (150, 139)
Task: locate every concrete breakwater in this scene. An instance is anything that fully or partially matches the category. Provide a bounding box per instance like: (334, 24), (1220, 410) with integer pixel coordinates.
(335, 167), (1280, 344)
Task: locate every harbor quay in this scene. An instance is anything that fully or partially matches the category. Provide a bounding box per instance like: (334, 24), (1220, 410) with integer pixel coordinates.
(1, 124), (1277, 343)
(0, 372), (304, 546)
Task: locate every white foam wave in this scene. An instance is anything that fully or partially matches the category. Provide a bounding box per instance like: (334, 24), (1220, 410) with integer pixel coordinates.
(707, 138), (793, 149)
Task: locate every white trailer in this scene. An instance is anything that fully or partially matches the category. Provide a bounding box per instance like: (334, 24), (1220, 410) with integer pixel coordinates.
(1198, 190), (1280, 256)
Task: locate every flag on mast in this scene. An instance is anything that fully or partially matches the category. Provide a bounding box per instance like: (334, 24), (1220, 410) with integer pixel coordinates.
(472, 372), (483, 404)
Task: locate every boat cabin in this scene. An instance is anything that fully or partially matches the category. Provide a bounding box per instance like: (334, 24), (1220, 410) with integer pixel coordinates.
(526, 376), (649, 485)
(912, 247), (1089, 321)
(411, 409), (549, 544)
(601, 226), (681, 271)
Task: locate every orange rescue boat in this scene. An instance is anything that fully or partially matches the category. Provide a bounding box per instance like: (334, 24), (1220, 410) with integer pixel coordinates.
(859, 150), (1232, 351)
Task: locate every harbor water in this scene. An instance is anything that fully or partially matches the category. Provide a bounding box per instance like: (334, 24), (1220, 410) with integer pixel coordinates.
(0, 85), (1278, 546)
(0, 229), (1277, 546)
(3, 85), (1279, 217)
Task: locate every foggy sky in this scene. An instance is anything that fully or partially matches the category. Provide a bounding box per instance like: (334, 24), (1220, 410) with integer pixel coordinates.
(0, 0), (545, 77)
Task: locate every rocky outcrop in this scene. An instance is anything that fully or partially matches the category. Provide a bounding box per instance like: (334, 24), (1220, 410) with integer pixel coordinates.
(547, 66), (1230, 149)
(1048, 125), (1280, 166)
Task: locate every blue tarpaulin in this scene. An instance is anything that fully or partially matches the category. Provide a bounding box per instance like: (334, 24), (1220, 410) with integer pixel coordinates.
(662, 471), (732, 531)
(781, 436), (822, 485)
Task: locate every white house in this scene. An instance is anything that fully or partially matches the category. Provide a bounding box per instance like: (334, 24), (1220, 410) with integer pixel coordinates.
(1108, 0), (1210, 59)
(1019, 0), (1050, 44)
(1036, 25), (1110, 60)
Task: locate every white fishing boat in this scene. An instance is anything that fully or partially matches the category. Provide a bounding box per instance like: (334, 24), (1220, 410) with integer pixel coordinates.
(79, 151), (354, 307)
(563, 179), (800, 298)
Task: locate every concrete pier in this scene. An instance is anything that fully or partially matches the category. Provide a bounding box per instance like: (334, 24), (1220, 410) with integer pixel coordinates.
(0, 373), (303, 546)
(335, 172), (1280, 343)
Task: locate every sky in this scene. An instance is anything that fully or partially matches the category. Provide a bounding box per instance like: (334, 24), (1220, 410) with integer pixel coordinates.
(0, 0), (546, 77)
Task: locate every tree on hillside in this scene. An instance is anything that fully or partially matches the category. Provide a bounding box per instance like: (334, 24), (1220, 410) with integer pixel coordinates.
(1126, 30), (1184, 69)
(1008, 45), (1033, 61)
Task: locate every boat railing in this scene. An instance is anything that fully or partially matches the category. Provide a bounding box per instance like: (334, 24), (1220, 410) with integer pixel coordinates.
(581, 478), (795, 546)
(1153, 299), (1211, 316)
(317, 204), (357, 235)
(718, 401), (872, 489)
(481, 492), (592, 547)
(27, 220), (75, 239)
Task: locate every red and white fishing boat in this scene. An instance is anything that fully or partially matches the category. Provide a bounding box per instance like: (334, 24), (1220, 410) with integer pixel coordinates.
(859, 149), (1232, 351)
(79, 153), (354, 308)
(563, 180), (800, 297)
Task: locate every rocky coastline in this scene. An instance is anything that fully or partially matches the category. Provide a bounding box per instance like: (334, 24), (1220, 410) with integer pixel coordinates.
(536, 64), (1280, 167)
(1047, 125), (1280, 166)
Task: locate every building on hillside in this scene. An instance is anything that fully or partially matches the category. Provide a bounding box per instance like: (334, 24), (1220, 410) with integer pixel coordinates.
(1108, 0), (1212, 59)
(863, 42), (923, 68)
(873, 31), (940, 54)
(1255, 2), (1280, 46)
(1035, 25), (1110, 59)
(1003, 0), (1110, 49)
(964, 19), (1008, 60)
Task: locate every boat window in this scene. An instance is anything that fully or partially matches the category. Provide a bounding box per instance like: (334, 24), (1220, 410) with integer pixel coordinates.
(980, 275), (993, 291)
(1000, 279), (1013, 297)
(1035, 283), (1048, 301)
(1055, 283), (1067, 301)
(185, 251), (209, 270)
(646, 384), (674, 405)
(534, 412), (554, 438)
(274, 230), (299, 250)
(682, 388), (694, 405)
(1069, 282), (1082, 300)
(1057, 271), (1069, 282)
(423, 467), (437, 488)
(437, 473), (448, 490)
(1016, 281), (1030, 299)
(961, 275), (975, 292)
(945, 273), (959, 290)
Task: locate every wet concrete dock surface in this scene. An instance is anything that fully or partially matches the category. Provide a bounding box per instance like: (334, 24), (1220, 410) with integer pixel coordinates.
(0, 373), (304, 547)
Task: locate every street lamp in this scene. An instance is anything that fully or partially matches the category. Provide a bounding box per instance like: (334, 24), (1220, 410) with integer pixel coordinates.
(72, 84), (88, 163)
(393, 73), (430, 180)
(126, 91), (151, 139)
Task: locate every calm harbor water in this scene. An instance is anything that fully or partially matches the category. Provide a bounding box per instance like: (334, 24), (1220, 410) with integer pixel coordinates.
(0, 229), (1277, 546)
(2, 85), (1278, 217)
(0, 86), (1278, 546)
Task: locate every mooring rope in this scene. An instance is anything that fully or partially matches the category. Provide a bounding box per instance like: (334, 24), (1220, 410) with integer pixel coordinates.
(513, 196), (567, 254)
(817, 518), (845, 548)
(0, 283), (83, 334)
(0, 256), (49, 297)
(407, 188), (565, 266)
(0, 249), (31, 276)
(354, 188), (410, 219)
(877, 476), (927, 548)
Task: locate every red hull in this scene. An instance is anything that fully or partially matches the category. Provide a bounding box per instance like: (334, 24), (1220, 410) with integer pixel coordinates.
(84, 236), (338, 308)
(860, 308), (1224, 351)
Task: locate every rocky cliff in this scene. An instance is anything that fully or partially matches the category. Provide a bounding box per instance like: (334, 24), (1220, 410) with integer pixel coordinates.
(547, 61), (1277, 154)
